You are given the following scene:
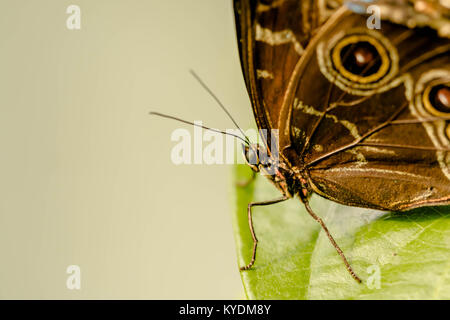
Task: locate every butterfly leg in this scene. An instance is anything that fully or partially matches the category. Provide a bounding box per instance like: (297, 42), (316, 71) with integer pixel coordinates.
(240, 196), (288, 271)
(236, 170), (257, 188)
(303, 201), (362, 283)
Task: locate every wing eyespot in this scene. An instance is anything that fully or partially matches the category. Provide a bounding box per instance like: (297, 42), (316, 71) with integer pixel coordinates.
(420, 78), (450, 140)
(331, 35), (391, 84)
(316, 29), (399, 95)
(413, 70), (450, 144)
(422, 81), (450, 117)
(446, 122), (450, 140)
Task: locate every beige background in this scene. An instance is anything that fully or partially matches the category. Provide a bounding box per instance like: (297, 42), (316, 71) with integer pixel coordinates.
(0, 0), (253, 299)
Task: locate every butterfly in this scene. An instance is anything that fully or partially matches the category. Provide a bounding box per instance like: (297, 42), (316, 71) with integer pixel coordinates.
(233, 0), (450, 282)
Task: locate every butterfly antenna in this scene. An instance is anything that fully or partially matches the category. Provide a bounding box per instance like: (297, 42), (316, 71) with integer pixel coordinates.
(149, 111), (250, 145)
(189, 69), (251, 144)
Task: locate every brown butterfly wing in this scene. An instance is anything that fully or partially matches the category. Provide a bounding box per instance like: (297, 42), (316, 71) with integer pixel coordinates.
(233, 0), (340, 149)
(278, 9), (450, 211)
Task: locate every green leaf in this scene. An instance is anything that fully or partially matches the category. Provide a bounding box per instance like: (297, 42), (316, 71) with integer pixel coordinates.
(231, 164), (450, 299)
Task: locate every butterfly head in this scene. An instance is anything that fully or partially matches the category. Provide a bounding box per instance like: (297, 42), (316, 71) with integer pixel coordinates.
(242, 143), (309, 199)
(242, 143), (262, 173)
(242, 143), (282, 176)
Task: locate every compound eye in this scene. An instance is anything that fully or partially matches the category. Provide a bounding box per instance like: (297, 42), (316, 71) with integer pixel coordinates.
(242, 145), (259, 166)
(331, 34), (391, 84)
(423, 81), (450, 117)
